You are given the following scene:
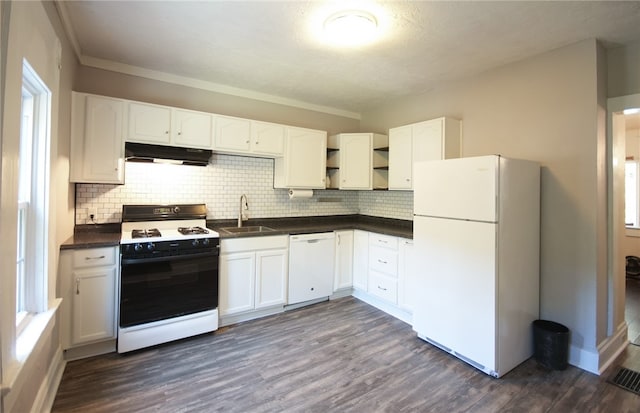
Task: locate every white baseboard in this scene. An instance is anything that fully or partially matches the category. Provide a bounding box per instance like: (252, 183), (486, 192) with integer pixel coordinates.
(34, 346), (65, 413)
(597, 322), (628, 375)
(352, 289), (412, 325)
(567, 321), (628, 375)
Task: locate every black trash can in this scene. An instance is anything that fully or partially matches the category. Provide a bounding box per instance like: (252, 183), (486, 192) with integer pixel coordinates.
(532, 320), (570, 370)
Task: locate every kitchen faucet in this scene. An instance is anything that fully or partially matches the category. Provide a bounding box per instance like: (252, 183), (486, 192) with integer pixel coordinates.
(238, 194), (249, 227)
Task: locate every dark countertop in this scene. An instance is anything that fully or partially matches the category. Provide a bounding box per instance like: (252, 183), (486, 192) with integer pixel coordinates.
(60, 215), (413, 249)
(207, 215), (413, 240)
(60, 223), (121, 250)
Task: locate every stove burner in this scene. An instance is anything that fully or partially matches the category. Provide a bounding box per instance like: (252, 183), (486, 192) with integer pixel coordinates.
(131, 228), (162, 239)
(178, 226), (209, 235)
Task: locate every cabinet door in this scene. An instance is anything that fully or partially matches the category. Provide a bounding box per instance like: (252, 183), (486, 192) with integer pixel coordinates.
(72, 267), (116, 345)
(388, 125), (413, 190)
(398, 239), (415, 313)
(340, 134), (371, 189)
(127, 102), (172, 144)
(173, 108), (213, 149)
(334, 231), (354, 291)
(77, 95), (125, 184)
(219, 252), (255, 315)
(255, 249), (288, 309)
(352, 230), (369, 291)
(282, 127), (327, 188)
(251, 121), (285, 156)
(213, 115), (252, 152)
(413, 118), (444, 163)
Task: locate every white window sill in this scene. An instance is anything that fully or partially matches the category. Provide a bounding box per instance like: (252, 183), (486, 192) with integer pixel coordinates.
(1, 298), (62, 398)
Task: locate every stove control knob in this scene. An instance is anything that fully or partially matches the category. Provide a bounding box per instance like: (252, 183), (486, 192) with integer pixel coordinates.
(134, 243), (143, 252)
(147, 242), (155, 252)
(202, 238), (210, 246)
(192, 239), (200, 247)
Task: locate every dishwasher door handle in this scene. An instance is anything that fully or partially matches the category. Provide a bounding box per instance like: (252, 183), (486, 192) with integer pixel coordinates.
(307, 239), (319, 243)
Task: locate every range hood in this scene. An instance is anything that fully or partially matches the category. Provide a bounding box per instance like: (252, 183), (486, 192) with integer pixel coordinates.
(125, 142), (212, 166)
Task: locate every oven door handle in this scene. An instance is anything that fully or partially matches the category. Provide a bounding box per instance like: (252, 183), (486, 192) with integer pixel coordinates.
(121, 251), (218, 266)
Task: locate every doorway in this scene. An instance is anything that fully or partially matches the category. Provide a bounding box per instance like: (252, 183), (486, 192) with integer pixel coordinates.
(609, 93), (640, 350)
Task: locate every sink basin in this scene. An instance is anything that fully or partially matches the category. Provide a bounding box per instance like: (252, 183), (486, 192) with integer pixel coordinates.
(218, 226), (276, 234)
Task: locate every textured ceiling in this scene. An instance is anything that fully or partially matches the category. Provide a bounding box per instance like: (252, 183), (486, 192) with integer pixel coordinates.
(57, 1), (640, 117)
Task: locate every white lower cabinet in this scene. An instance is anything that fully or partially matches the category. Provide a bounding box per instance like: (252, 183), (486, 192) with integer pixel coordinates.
(368, 234), (399, 304)
(60, 246), (119, 350)
(351, 231), (413, 325)
(352, 230), (369, 291)
(334, 230), (354, 292)
(219, 236), (288, 323)
(398, 238), (416, 313)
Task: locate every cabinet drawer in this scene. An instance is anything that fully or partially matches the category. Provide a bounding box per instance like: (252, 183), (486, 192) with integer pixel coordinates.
(369, 233), (398, 250)
(368, 271), (397, 304)
(72, 247), (116, 268)
(369, 246), (398, 277)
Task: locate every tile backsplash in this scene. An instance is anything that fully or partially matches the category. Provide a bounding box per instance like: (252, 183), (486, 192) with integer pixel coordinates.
(75, 154), (413, 224)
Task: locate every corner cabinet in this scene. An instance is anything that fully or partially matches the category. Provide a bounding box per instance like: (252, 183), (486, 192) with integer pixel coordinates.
(127, 101), (213, 149)
(70, 92), (125, 184)
(274, 126), (327, 189)
(388, 117), (461, 190)
(59, 246), (119, 350)
(327, 133), (388, 190)
(219, 235), (289, 326)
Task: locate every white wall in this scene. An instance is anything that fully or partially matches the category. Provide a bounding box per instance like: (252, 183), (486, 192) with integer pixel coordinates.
(0, 1), (76, 411)
(360, 39), (610, 372)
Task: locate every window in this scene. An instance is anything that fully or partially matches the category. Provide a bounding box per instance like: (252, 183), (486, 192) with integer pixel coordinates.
(16, 59), (51, 333)
(625, 160), (640, 228)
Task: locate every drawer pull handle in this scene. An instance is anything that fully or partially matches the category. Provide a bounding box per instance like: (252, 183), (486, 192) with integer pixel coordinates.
(76, 279), (80, 295)
(377, 285), (387, 291)
(378, 259), (387, 264)
(85, 255), (106, 260)
(379, 240), (388, 244)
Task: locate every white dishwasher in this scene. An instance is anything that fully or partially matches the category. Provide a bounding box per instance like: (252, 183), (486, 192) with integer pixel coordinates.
(288, 232), (336, 305)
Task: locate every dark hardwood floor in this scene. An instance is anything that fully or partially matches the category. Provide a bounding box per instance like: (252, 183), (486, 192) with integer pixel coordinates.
(52, 297), (639, 413)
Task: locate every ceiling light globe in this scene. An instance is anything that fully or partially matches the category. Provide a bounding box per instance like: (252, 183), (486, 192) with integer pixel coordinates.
(323, 10), (378, 47)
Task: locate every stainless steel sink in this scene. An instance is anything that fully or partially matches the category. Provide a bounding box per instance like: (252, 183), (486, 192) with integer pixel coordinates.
(218, 226), (276, 234)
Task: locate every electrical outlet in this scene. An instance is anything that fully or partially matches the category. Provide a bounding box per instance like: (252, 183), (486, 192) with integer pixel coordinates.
(88, 208), (97, 222)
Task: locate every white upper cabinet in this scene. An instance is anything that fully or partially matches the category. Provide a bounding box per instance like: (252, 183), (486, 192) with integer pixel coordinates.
(70, 92), (125, 184)
(213, 115), (252, 152)
(127, 102), (213, 149)
(127, 102), (172, 145)
(173, 108), (213, 148)
(274, 126), (327, 189)
(387, 125), (412, 189)
(327, 133), (388, 190)
(212, 116), (285, 157)
(388, 117), (461, 190)
(251, 121), (285, 156)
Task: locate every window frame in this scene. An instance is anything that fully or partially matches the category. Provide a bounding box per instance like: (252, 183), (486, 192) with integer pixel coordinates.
(15, 59), (52, 334)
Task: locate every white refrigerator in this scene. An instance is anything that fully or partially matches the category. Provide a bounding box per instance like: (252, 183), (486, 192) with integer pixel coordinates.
(412, 155), (540, 378)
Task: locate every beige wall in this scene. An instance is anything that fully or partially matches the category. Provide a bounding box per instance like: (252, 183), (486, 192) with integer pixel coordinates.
(608, 38), (640, 98)
(74, 66), (360, 136)
(360, 39), (608, 369)
(0, 1), (76, 411)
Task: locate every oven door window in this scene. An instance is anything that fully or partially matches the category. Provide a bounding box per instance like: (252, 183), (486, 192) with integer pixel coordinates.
(120, 253), (218, 328)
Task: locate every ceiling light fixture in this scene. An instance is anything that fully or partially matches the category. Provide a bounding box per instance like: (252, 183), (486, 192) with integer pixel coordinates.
(323, 10), (378, 47)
